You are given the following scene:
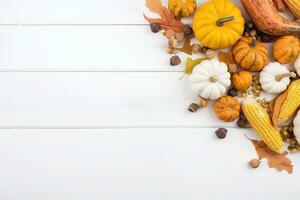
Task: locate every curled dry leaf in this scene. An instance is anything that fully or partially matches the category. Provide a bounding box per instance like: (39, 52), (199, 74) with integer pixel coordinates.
(185, 57), (206, 75)
(249, 138), (293, 174)
(177, 38), (193, 55)
(271, 90), (288, 127)
(144, 0), (184, 32)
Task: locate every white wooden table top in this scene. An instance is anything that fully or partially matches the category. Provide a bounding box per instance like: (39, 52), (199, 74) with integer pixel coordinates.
(0, 0), (299, 199)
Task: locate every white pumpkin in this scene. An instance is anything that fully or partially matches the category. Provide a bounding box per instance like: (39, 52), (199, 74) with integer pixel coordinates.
(259, 62), (295, 94)
(295, 54), (300, 76)
(293, 110), (300, 144)
(190, 59), (231, 100)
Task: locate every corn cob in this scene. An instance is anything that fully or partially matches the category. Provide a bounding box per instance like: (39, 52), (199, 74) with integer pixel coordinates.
(278, 80), (300, 123)
(284, 0), (300, 18)
(242, 97), (283, 152)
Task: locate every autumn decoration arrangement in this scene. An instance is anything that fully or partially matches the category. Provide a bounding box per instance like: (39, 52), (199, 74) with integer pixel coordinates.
(143, 0), (300, 174)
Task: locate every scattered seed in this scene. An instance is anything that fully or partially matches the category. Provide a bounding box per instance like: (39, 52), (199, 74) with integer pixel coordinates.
(198, 97), (208, 108)
(188, 103), (200, 112)
(215, 128), (227, 139)
(150, 23), (161, 33)
(183, 25), (194, 38)
(170, 55), (181, 66)
(205, 49), (215, 59)
(227, 88), (238, 97)
(249, 159), (260, 168)
(249, 29), (257, 37)
(243, 32), (250, 37)
(192, 44), (202, 53)
(246, 21), (254, 29)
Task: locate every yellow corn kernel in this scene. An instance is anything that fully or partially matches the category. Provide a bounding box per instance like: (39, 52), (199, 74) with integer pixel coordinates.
(284, 0), (300, 18)
(278, 80), (300, 123)
(242, 97), (283, 152)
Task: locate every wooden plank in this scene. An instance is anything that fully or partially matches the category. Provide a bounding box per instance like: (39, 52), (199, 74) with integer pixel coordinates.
(0, 128), (298, 200)
(0, 0), (247, 24)
(0, 25), (285, 72)
(0, 25), (191, 71)
(0, 72), (251, 128)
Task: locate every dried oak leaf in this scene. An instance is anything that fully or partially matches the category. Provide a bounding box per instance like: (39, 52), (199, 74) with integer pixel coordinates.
(143, 0), (184, 32)
(250, 138), (293, 174)
(218, 51), (234, 65)
(177, 38), (193, 55)
(185, 57), (206, 75)
(271, 90), (288, 128)
(145, 0), (164, 14)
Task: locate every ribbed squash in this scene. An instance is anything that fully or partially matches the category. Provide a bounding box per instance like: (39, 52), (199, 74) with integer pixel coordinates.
(168, 0), (197, 17)
(192, 0), (244, 49)
(273, 35), (300, 64)
(233, 37), (268, 71)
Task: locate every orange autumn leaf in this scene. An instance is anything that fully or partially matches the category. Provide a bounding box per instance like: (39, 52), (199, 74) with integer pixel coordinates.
(218, 51), (235, 66)
(145, 0), (164, 15)
(250, 138), (293, 174)
(143, 0), (184, 32)
(177, 38), (192, 55)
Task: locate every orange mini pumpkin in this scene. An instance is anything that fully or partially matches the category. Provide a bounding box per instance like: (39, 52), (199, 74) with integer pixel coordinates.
(213, 96), (241, 122)
(232, 71), (253, 92)
(233, 37), (268, 72)
(273, 35), (300, 64)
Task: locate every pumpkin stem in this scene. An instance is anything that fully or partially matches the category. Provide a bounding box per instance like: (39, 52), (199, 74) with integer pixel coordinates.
(216, 16), (236, 27)
(209, 75), (218, 83)
(250, 37), (256, 48)
(275, 72), (296, 81)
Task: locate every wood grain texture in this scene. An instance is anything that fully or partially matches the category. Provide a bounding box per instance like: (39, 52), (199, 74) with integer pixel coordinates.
(0, 25), (186, 71)
(0, 72), (243, 128)
(0, 128), (298, 200)
(0, 25), (283, 72)
(0, 0), (247, 24)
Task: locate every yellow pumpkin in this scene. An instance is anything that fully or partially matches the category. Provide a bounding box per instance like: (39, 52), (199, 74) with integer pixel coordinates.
(168, 0), (197, 17)
(273, 35), (300, 64)
(192, 0), (244, 49)
(233, 37), (268, 72)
